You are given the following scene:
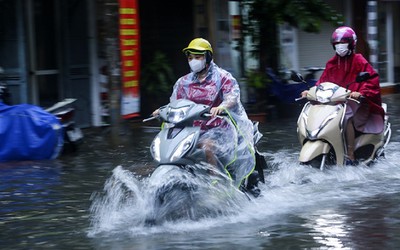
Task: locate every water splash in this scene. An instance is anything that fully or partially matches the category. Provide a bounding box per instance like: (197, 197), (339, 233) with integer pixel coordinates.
(89, 166), (146, 235)
(88, 164), (249, 236)
(88, 142), (400, 237)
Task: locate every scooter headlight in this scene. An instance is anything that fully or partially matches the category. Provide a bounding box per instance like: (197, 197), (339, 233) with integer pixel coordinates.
(170, 133), (195, 162)
(150, 136), (161, 162)
(316, 89), (334, 103)
(167, 106), (190, 123)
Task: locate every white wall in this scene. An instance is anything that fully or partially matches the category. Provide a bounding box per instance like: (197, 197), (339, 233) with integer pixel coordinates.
(283, 0), (346, 78)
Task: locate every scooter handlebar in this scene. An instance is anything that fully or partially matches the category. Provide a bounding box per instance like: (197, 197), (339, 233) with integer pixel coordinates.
(202, 113), (226, 119)
(347, 95), (364, 104)
(143, 116), (159, 122)
(295, 96), (306, 102)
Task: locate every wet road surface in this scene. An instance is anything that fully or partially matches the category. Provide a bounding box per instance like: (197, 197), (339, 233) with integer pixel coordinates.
(1, 94), (400, 249)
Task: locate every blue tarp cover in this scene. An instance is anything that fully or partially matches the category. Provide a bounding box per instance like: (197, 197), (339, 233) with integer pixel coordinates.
(266, 68), (310, 104)
(0, 103), (63, 162)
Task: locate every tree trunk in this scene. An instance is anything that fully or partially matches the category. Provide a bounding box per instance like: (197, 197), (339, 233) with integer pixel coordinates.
(259, 21), (279, 72)
(104, 0), (122, 145)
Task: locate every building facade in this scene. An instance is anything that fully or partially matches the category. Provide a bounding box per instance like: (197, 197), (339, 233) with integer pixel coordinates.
(0, 0), (95, 127)
(0, 0), (235, 127)
(0, 0), (397, 128)
(278, 0), (400, 84)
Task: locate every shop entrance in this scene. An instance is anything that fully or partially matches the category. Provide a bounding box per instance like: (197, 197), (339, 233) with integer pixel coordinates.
(26, 0), (61, 107)
(25, 0), (92, 127)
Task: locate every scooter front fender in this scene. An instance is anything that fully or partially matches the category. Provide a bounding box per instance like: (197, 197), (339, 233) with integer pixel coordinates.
(299, 140), (331, 163)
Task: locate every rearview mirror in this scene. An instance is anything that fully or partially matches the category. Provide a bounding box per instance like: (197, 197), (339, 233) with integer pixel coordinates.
(290, 71), (305, 83)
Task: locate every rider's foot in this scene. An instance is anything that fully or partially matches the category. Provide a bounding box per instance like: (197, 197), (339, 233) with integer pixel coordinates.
(248, 186), (261, 197)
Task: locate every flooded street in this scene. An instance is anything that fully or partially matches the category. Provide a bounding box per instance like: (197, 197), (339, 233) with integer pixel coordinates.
(1, 94), (400, 249)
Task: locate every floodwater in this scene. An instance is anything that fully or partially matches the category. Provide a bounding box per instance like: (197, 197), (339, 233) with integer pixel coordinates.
(1, 94), (400, 249)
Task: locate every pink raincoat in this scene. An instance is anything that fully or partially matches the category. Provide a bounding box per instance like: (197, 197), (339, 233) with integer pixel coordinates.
(317, 53), (384, 134)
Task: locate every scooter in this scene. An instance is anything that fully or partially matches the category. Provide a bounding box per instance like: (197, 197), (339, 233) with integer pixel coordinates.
(0, 68), (82, 161)
(301, 66), (325, 87)
(292, 72), (391, 170)
(143, 99), (266, 224)
(0, 97), (83, 162)
(45, 98), (83, 153)
(266, 67), (310, 104)
(0, 103), (64, 162)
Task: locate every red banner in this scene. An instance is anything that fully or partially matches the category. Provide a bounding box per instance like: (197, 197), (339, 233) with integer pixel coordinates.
(232, 15), (241, 40)
(119, 0), (140, 119)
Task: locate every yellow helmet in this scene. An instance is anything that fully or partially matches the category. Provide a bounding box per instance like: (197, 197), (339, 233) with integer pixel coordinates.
(182, 38), (213, 55)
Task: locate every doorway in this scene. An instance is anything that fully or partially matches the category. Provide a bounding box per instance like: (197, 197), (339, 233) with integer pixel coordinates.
(26, 0), (62, 107)
(25, 0), (92, 127)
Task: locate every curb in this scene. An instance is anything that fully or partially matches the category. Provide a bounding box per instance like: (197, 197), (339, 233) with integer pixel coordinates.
(381, 83), (399, 95)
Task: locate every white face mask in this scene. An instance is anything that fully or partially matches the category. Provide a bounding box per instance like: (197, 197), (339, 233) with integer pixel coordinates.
(335, 43), (350, 57)
(189, 58), (206, 73)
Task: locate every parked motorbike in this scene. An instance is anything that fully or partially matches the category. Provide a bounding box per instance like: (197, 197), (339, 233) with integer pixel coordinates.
(0, 67), (82, 160)
(45, 98), (83, 153)
(0, 103), (64, 162)
(301, 66), (325, 87)
(292, 72), (391, 170)
(0, 98), (82, 162)
(142, 99), (266, 224)
(266, 67), (310, 104)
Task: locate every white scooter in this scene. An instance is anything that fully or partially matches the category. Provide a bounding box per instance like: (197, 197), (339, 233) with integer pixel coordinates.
(292, 72), (391, 170)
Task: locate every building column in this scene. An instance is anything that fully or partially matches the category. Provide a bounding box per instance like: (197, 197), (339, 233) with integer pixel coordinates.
(386, 2), (394, 83)
(88, 0), (101, 127)
(367, 0), (378, 71)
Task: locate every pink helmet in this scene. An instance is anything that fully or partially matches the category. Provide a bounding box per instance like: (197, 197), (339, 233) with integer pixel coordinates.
(331, 26), (357, 51)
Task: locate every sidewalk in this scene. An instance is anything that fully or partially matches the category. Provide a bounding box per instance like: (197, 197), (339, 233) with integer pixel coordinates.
(381, 82), (399, 95)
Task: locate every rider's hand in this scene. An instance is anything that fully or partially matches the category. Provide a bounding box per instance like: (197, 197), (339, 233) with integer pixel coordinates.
(350, 91), (362, 99)
(301, 90), (309, 98)
(152, 109), (160, 117)
(210, 107), (223, 117)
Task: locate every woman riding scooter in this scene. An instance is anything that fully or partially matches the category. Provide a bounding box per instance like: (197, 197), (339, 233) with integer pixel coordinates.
(152, 38), (257, 188)
(301, 26), (384, 165)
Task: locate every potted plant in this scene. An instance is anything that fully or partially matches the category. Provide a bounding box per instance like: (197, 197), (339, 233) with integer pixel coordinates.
(245, 69), (271, 121)
(140, 51), (175, 116)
